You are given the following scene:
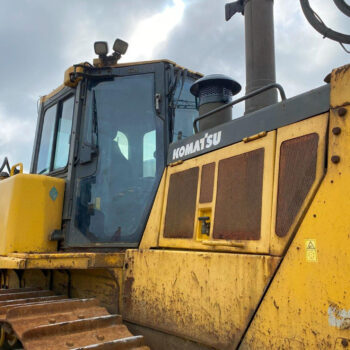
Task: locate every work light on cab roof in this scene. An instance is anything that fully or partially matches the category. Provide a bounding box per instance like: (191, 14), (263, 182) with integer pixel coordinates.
(93, 38), (129, 67)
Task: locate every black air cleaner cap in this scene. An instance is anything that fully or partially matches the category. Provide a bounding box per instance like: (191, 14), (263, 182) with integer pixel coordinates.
(190, 74), (241, 97)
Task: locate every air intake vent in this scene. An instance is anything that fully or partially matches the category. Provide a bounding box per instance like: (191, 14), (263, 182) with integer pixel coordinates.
(190, 74), (241, 132)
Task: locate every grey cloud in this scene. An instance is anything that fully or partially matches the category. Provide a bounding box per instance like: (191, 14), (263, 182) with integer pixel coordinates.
(155, 0), (349, 98)
(0, 0), (172, 168)
(0, 0), (349, 169)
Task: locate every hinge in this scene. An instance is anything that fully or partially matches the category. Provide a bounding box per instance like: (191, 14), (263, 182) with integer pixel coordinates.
(243, 131), (267, 143)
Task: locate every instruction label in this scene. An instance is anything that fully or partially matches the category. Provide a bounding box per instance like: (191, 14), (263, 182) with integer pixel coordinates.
(305, 239), (318, 262)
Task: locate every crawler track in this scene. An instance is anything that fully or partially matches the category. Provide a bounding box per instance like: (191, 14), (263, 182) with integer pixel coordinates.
(0, 288), (149, 350)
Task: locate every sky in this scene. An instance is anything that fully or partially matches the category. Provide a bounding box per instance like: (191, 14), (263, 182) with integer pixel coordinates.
(0, 0), (349, 171)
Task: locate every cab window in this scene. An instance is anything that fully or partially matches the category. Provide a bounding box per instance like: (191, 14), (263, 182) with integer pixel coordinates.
(54, 97), (75, 169)
(172, 77), (198, 141)
(36, 95), (74, 174)
(37, 104), (57, 174)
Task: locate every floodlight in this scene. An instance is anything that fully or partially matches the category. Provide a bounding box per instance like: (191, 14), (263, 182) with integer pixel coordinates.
(113, 39), (128, 55)
(94, 41), (109, 56)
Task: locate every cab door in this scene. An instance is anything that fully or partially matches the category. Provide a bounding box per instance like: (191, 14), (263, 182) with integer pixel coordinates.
(66, 63), (166, 248)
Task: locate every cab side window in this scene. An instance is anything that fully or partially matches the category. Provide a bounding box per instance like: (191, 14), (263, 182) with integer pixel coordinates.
(36, 95), (74, 174)
(54, 97), (75, 169)
(36, 104), (57, 174)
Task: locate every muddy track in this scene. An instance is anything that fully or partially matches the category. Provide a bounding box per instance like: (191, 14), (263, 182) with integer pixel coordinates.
(0, 288), (149, 350)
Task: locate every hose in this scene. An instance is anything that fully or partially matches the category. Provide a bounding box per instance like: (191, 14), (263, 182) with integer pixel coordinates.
(0, 157), (10, 174)
(300, 0), (350, 45)
(333, 0), (350, 17)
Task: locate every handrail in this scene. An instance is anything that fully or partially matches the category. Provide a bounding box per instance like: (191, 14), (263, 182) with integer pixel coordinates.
(10, 163), (23, 177)
(193, 83), (286, 133)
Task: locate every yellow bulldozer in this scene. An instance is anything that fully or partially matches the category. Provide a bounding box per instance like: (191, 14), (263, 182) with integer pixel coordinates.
(0, 0), (349, 349)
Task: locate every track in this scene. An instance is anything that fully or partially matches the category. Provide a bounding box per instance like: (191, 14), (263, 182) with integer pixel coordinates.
(0, 288), (149, 350)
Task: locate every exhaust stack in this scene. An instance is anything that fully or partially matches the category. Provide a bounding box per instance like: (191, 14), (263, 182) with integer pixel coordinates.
(226, 0), (277, 113)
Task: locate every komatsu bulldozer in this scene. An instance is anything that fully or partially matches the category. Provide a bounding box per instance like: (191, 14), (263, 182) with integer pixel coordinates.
(0, 0), (349, 349)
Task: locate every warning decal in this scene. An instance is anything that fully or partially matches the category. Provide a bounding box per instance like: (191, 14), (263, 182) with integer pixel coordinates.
(305, 239), (317, 262)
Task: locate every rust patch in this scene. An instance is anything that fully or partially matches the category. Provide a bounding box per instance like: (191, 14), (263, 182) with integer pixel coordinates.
(275, 133), (319, 237)
(213, 148), (264, 240)
(199, 163), (215, 203)
(334, 64), (350, 78)
(123, 277), (134, 310)
(164, 167), (199, 238)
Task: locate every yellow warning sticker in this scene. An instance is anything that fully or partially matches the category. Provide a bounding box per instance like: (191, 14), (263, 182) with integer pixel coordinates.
(305, 239), (317, 262)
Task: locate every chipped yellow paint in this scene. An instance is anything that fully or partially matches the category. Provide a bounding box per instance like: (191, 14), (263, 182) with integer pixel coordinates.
(40, 84), (66, 103)
(240, 66), (350, 349)
(330, 64), (350, 108)
(0, 252), (125, 269)
(123, 249), (280, 349)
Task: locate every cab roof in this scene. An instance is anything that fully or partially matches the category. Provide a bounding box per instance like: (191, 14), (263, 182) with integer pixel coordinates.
(41, 59), (202, 104)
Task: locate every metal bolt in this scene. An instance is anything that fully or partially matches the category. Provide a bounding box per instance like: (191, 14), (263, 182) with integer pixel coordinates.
(331, 155), (340, 164)
(332, 127), (341, 135)
(96, 334), (105, 341)
(48, 318), (56, 324)
(338, 107), (347, 117)
(341, 338), (348, 347)
(77, 314), (85, 319)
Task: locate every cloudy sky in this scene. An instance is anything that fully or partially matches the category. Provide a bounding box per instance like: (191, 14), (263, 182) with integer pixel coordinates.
(0, 0), (349, 171)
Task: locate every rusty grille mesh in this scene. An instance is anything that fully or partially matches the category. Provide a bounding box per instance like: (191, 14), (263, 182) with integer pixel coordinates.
(164, 167), (199, 238)
(213, 148), (264, 240)
(199, 163), (215, 203)
(275, 133), (319, 237)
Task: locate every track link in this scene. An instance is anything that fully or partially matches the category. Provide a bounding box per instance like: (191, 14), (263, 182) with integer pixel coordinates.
(0, 288), (149, 350)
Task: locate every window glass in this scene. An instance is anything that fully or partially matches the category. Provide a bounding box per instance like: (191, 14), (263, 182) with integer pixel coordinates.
(114, 131), (129, 160)
(36, 104), (57, 174)
(143, 130), (156, 177)
(172, 78), (197, 141)
(73, 73), (164, 245)
(54, 96), (74, 169)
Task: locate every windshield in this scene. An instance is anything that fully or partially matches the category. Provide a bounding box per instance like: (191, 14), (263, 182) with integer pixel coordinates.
(72, 73), (164, 245)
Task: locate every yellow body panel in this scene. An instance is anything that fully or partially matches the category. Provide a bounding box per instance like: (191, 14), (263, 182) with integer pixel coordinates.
(40, 84), (66, 103)
(0, 174), (64, 254)
(240, 67), (350, 348)
(139, 171), (167, 249)
(123, 249), (280, 349)
(0, 252), (125, 269)
(159, 131), (276, 254)
(270, 113), (328, 256)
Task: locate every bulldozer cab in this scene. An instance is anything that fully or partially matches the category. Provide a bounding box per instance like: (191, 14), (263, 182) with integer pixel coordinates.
(30, 60), (200, 248)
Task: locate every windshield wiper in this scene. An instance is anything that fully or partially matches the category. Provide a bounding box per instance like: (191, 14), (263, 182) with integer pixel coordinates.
(38, 167), (48, 175)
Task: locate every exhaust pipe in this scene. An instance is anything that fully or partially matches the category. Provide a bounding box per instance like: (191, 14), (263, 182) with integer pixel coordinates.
(226, 0), (277, 114)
